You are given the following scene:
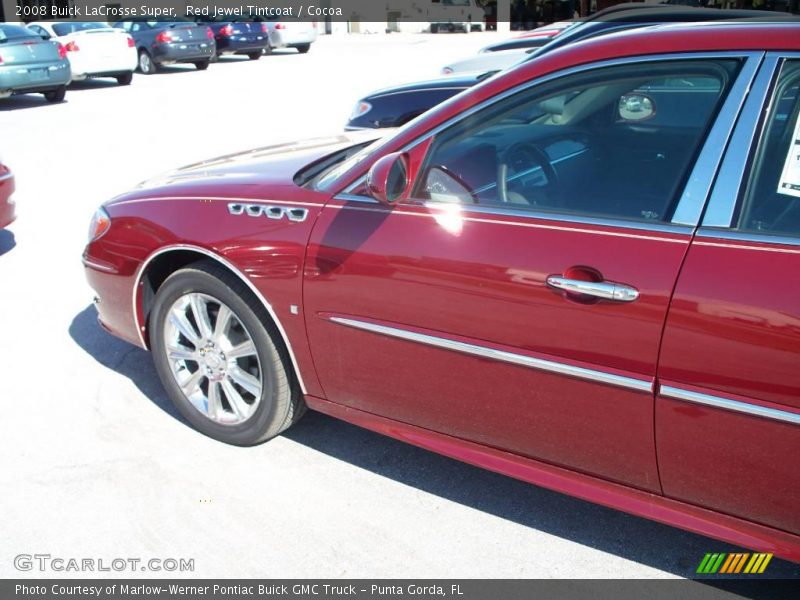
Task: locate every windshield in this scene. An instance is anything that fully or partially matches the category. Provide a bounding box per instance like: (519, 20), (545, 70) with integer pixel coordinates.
(53, 22), (109, 36)
(310, 140), (380, 191)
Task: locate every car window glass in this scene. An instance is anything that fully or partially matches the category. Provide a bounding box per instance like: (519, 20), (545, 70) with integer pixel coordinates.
(736, 60), (800, 237)
(412, 59), (738, 224)
(0, 24), (40, 41)
(52, 22), (107, 36)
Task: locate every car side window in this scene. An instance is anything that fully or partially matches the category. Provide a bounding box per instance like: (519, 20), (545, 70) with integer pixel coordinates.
(412, 59), (739, 224)
(736, 60), (800, 237)
(117, 22), (133, 32)
(29, 25), (48, 39)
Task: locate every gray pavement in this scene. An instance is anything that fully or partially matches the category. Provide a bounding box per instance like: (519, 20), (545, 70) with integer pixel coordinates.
(0, 32), (797, 580)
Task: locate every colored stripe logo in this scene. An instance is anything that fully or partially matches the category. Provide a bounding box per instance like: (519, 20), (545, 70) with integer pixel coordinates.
(696, 553), (773, 574)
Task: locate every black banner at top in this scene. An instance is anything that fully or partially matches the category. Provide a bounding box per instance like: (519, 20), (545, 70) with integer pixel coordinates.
(4, 0), (800, 24)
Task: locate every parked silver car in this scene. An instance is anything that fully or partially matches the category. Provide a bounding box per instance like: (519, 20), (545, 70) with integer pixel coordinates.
(261, 20), (317, 54)
(0, 23), (71, 102)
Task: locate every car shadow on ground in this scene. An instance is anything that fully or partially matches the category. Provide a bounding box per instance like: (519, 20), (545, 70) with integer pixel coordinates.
(68, 79), (123, 91)
(0, 95), (66, 111)
(69, 304), (799, 583)
(0, 229), (15, 256)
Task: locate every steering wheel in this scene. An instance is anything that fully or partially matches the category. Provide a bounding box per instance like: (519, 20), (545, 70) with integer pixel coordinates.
(498, 143), (561, 207)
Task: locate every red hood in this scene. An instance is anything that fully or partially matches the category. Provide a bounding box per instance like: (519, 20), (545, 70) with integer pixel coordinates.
(107, 131), (386, 205)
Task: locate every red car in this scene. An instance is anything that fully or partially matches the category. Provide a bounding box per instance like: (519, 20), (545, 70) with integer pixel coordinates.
(0, 161), (15, 229)
(84, 23), (800, 562)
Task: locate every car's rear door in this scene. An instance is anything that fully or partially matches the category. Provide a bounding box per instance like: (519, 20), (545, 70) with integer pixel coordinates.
(304, 52), (761, 491)
(657, 54), (800, 535)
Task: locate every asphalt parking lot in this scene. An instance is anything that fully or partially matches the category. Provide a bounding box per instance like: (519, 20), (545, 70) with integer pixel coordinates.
(1, 32), (797, 580)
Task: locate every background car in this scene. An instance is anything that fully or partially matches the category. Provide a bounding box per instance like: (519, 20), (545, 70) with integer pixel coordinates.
(113, 18), (215, 74)
(347, 4), (800, 130)
(441, 46), (544, 76)
(428, 0), (486, 33)
(260, 19), (317, 54)
(0, 23), (71, 103)
(0, 160), (15, 229)
(83, 21), (800, 562)
(196, 19), (269, 61)
(478, 21), (572, 53)
(26, 22), (136, 86)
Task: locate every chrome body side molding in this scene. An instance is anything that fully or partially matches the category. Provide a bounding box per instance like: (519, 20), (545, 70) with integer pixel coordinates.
(327, 315), (653, 393)
(660, 385), (800, 426)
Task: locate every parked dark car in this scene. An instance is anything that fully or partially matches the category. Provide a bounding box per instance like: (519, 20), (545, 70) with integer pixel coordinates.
(195, 19), (269, 61)
(84, 21), (800, 562)
(0, 23), (71, 103)
(113, 18), (215, 74)
(346, 5), (800, 130)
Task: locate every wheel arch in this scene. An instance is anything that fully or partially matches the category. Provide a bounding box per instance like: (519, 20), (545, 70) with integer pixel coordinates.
(134, 244), (308, 394)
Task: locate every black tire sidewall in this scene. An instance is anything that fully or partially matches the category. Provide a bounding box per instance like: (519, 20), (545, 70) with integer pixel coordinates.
(150, 266), (291, 446)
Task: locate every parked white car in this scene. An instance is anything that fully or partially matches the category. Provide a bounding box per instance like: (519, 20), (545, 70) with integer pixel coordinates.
(262, 20), (317, 54)
(441, 48), (530, 76)
(26, 22), (137, 85)
(428, 0), (485, 32)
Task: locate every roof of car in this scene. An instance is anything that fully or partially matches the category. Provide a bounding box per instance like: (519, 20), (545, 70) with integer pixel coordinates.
(508, 21), (800, 86)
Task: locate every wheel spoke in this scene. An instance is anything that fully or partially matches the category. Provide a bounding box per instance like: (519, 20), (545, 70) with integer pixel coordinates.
(189, 294), (213, 339)
(213, 303), (232, 341)
(206, 381), (222, 420)
(169, 310), (201, 347)
(221, 378), (251, 420)
(180, 368), (205, 396)
(167, 343), (197, 362)
(228, 366), (262, 398)
(227, 339), (256, 360)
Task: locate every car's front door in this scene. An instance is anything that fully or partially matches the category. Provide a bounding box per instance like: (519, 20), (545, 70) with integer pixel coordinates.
(657, 55), (800, 535)
(304, 53), (759, 491)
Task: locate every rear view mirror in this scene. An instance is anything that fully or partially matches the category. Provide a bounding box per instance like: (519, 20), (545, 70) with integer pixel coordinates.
(366, 152), (409, 206)
(618, 94), (655, 122)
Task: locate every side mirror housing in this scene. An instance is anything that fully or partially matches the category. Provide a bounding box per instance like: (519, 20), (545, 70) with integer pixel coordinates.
(366, 152), (409, 206)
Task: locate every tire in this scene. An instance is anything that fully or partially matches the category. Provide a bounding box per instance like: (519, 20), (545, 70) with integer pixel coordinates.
(430, 24), (439, 33)
(138, 50), (156, 75)
(295, 43), (310, 54)
(247, 52), (261, 61)
(43, 86), (66, 103)
(150, 261), (305, 446)
(193, 59), (210, 70)
(263, 42), (273, 55)
(116, 72), (133, 86)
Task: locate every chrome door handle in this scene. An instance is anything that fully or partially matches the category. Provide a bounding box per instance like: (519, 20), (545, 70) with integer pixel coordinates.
(546, 276), (639, 302)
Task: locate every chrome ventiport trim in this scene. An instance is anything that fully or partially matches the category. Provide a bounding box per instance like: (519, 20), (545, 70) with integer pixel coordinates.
(328, 316), (652, 393)
(132, 244), (308, 394)
(227, 203), (308, 222)
(660, 385), (800, 426)
(701, 54), (781, 228)
(0, 171), (13, 182)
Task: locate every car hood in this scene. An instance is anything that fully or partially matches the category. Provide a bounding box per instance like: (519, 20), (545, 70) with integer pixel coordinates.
(442, 49), (528, 76)
(111, 131), (387, 203)
(365, 74), (486, 98)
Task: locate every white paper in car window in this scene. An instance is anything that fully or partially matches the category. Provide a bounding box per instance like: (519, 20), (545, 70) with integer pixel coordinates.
(777, 117), (800, 199)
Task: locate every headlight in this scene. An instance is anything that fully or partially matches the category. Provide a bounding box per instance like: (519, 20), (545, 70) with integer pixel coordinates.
(88, 206), (111, 242)
(349, 101), (372, 121)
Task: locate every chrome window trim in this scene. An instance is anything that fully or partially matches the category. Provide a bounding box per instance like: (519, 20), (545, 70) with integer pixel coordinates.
(333, 197), (695, 237)
(132, 244), (308, 394)
(328, 316), (653, 394)
(340, 51), (762, 230)
(660, 385), (800, 426)
(701, 54), (791, 228)
(696, 228), (800, 248)
(671, 53), (763, 226)
(0, 172), (12, 182)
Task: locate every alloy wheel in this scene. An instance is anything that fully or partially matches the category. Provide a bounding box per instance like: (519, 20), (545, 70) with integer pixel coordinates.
(163, 292), (263, 425)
